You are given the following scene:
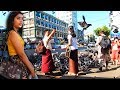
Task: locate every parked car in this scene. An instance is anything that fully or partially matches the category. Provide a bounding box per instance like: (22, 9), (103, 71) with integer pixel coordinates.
(88, 42), (95, 47)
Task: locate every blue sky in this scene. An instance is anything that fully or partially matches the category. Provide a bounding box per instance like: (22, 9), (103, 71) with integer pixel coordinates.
(0, 11), (110, 35)
(44, 11), (110, 35)
(0, 11), (9, 28)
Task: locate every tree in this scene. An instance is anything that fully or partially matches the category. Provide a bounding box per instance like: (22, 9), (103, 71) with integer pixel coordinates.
(94, 25), (110, 37)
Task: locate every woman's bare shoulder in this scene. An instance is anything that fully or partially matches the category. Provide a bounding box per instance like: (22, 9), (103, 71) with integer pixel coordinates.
(9, 30), (18, 39)
(9, 30), (17, 35)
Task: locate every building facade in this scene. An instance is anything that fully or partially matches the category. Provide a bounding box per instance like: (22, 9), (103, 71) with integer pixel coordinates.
(55, 11), (78, 37)
(109, 11), (120, 38)
(77, 29), (84, 42)
(22, 11), (68, 41)
(0, 26), (6, 46)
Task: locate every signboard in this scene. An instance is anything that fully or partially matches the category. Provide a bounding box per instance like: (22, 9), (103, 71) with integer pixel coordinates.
(110, 30), (120, 39)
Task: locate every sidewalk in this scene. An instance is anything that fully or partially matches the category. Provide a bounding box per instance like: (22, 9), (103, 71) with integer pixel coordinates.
(36, 64), (120, 79)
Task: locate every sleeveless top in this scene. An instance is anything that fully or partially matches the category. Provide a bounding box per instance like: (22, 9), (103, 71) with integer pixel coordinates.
(42, 36), (52, 50)
(7, 30), (24, 56)
(67, 34), (78, 50)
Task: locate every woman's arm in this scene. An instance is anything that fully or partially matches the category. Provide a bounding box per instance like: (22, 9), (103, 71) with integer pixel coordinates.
(9, 31), (35, 77)
(95, 36), (102, 46)
(47, 29), (56, 41)
(66, 35), (72, 49)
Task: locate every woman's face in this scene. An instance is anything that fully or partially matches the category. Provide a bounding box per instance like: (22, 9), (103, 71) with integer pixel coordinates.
(118, 40), (120, 43)
(68, 30), (71, 34)
(114, 39), (118, 43)
(45, 31), (49, 36)
(13, 14), (23, 29)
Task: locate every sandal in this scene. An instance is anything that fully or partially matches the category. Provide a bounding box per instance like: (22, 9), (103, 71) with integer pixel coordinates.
(67, 72), (78, 76)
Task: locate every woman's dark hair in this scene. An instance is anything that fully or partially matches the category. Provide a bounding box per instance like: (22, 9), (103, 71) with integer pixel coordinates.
(68, 26), (76, 37)
(114, 37), (118, 40)
(6, 11), (23, 36)
(43, 29), (50, 35)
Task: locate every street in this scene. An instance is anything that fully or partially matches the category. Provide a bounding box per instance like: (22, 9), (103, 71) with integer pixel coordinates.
(36, 63), (120, 79)
(1, 46), (120, 79)
(35, 46), (120, 79)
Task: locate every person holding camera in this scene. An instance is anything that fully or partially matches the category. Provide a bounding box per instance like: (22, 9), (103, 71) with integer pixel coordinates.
(111, 37), (119, 66)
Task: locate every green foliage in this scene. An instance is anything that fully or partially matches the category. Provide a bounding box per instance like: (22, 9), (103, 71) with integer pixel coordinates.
(94, 25), (110, 37)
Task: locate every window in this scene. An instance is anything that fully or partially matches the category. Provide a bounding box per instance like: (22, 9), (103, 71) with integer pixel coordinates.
(41, 21), (44, 26)
(52, 24), (54, 28)
(36, 11), (40, 17)
(49, 24), (51, 28)
(24, 12), (29, 18)
(41, 13), (44, 19)
(57, 20), (59, 24)
(48, 16), (50, 21)
(52, 18), (54, 22)
(30, 11), (34, 18)
(45, 15), (48, 20)
(23, 20), (29, 28)
(54, 26), (56, 29)
(36, 19), (40, 26)
(45, 22), (48, 27)
(30, 30), (35, 37)
(54, 19), (56, 23)
(29, 19), (34, 27)
(57, 26), (59, 30)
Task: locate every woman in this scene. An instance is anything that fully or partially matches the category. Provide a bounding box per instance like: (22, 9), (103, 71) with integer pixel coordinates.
(111, 37), (119, 66)
(0, 11), (36, 79)
(118, 39), (120, 64)
(38, 29), (56, 75)
(66, 26), (78, 76)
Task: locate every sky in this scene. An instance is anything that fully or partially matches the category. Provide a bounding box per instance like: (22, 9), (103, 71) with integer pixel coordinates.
(0, 11), (9, 28)
(44, 11), (110, 36)
(0, 11), (110, 35)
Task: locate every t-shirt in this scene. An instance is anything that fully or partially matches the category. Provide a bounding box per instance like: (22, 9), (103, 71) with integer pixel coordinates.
(43, 36), (52, 50)
(67, 34), (78, 50)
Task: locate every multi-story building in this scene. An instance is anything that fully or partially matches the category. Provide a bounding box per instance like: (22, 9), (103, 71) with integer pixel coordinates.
(22, 11), (68, 41)
(109, 11), (120, 38)
(77, 29), (84, 42)
(55, 11), (78, 37)
(0, 26), (6, 46)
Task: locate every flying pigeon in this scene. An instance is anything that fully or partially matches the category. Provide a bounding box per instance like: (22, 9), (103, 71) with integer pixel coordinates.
(78, 15), (92, 30)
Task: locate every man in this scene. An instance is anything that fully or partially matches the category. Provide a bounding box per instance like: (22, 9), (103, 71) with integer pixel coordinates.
(95, 31), (111, 71)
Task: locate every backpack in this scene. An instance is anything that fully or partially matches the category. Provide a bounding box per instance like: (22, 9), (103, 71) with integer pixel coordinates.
(99, 36), (111, 49)
(35, 40), (46, 54)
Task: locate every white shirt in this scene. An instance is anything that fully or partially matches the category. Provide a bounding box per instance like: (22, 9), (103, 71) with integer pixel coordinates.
(67, 34), (78, 50)
(112, 43), (118, 50)
(43, 36), (52, 50)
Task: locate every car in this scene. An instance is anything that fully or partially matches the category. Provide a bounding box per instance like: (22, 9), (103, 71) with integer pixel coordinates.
(52, 44), (61, 49)
(88, 42), (95, 47)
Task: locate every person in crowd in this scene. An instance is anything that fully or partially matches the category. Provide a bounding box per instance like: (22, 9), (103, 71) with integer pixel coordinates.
(111, 37), (119, 66)
(37, 29), (56, 75)
(95, 31), (111, 71)
(118, 39), (120, 64)
(66, 26), (78, 76)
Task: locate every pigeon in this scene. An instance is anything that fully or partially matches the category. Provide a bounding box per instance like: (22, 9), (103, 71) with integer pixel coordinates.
(78, 15), (92, 30)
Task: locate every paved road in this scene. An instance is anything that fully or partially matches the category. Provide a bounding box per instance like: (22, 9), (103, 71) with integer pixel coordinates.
(36, 64), (120, 79)
(22, 47), (120, 79)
